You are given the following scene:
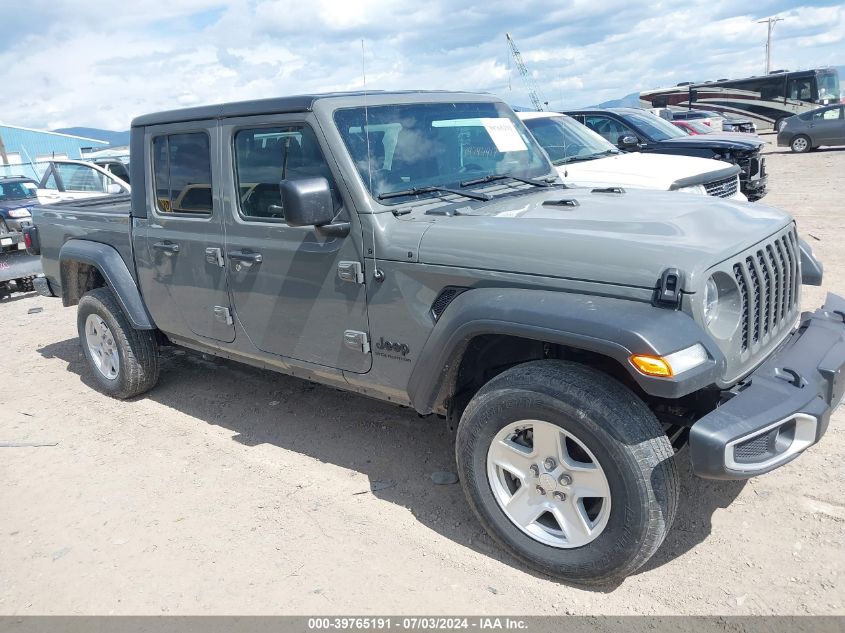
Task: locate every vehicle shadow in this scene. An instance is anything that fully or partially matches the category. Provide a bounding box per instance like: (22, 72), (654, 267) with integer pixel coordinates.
(0, 290), (38, 303)
(38, 337), (746, 590)
(636, 447), (746, 576)
(767, 146), (845, 155)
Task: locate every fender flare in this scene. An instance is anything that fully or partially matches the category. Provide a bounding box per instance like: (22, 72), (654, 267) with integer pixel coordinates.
(798, 237), (823, 286)
(407, 288), (725, 414)
(59, 239), (155, 330)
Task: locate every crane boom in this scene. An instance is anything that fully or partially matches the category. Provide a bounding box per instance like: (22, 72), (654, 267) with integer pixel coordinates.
(506, 32), (544, 111)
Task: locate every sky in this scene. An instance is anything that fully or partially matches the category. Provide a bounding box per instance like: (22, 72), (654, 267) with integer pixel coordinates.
(1, 0), (843, 131)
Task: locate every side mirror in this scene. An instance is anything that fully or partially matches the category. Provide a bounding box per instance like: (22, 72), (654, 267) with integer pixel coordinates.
(106, 183), (123, 194)
(281, 177), (349, 237)
(617, 134), (640, 150)
(281, 177), (335, 227)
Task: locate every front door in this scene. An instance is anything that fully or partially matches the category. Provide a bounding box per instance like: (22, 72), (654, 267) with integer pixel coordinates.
(220, 115), (370, 373)
(137, 122), (235, 343)
(809, 106), (844, 145)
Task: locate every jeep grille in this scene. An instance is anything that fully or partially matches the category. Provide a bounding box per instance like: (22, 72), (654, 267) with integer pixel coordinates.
(731, 228), (800, 353)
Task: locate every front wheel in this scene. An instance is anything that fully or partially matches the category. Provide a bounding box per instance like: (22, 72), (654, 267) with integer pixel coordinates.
(77, 287), (160, 399)
(456, 360), (678, 585)
(790, 135), (811, 153)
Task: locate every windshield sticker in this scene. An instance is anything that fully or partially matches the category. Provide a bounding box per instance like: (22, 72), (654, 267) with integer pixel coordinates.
(480, 118), (528, 152)
(431, 117), (528, 153)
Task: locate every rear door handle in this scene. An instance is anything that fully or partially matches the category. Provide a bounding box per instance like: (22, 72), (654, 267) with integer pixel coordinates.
(152, 241), (180, 254)
(229, 250), (263, 267)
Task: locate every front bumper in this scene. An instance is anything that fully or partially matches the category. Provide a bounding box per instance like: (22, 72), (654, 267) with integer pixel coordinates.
(1, 217), (33, 232)
(739, 155), (767, 200)
(690, 293), (845, 479)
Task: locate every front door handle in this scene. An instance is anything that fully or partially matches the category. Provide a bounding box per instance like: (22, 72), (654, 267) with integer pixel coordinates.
(229, 250), (263, 267)
(152, 241), (180, 254)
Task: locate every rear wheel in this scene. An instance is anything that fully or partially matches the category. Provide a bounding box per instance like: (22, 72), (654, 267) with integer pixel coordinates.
(456, 360), (678, 585)
(790, 135), (811, 153)
(77, 287), (160, 399)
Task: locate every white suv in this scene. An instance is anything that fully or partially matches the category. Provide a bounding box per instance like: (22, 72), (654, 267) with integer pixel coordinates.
(518, 112), (745, 201)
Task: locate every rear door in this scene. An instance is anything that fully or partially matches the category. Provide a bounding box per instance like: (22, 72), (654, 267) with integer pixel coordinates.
(137, 122), (235, 343)
(220, 114), (370, 373)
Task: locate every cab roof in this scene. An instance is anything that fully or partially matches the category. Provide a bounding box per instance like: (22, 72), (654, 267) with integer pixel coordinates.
(131, 90), (498, 128)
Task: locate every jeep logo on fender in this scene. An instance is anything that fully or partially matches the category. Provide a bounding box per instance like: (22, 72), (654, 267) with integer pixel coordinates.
(375, 337), (410, 357)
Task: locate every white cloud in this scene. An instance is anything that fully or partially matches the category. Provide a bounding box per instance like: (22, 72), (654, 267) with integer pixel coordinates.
(0, 0), (841, 130)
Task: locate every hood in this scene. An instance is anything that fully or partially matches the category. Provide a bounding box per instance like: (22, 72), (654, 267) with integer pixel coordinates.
(560, 152), (733, 190)
(416, 186), (791, 292)
(0, 199), (37, 215)
(659, 134), (765, 151)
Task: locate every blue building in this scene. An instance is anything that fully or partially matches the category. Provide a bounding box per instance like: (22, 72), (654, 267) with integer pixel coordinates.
(0, 124), (109, 178)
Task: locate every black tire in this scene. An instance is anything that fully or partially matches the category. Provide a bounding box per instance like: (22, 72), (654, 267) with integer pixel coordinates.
(790, 134), (811, 153)
(456, 360), (678, 585)
(77, 287), (160, 399)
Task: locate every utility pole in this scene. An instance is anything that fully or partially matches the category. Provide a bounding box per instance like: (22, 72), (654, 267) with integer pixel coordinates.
(757, 16), (783, 74)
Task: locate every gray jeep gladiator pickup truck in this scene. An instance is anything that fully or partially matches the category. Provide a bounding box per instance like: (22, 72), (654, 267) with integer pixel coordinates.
(25, 91), (845, 584)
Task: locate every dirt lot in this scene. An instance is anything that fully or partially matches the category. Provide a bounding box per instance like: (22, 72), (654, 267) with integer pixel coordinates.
(1, 138), (843, 615)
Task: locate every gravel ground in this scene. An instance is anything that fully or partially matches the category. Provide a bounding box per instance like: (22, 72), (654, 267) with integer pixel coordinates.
(1, 137), (843, 615)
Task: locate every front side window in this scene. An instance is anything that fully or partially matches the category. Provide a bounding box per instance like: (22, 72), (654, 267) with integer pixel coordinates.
(583, 115), (635, 144)
(522, 116), (617, 165)
(55, 163), (108, 193)
(816, 71), (840, 102)
(233, 125), (339, 220)
(152, 133), (213, 215)
(813, 107), (843, 121)
(619, 111), (687, 141)
(334, 101), (551, 203)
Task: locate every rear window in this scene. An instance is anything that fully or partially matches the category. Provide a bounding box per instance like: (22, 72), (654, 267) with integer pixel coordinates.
(152, 133), (213, 215)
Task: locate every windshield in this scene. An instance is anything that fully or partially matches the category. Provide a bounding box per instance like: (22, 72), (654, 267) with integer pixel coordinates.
(684, 120), (713, 134)
(522, 115), (618, 165)
(622, 110), (688, 140)
(334, 101), (552, 203)
(0, 180), (38, 201)
(816, 70), (840, 102)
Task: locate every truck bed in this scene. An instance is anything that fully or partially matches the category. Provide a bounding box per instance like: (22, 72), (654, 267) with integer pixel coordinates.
(32, 195), (136, 294)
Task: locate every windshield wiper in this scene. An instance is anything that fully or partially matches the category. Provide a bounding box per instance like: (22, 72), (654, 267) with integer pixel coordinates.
(459, 173), (554, 188)
(377, 186), (490, 202)
(556, 154), (615, 165)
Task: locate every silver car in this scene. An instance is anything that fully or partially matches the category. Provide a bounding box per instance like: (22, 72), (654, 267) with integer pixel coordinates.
(778, 104), (845, 153)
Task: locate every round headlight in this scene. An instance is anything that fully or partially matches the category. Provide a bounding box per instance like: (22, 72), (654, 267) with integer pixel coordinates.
(703, 272), (743, 339)
(703, 277), (719, 326)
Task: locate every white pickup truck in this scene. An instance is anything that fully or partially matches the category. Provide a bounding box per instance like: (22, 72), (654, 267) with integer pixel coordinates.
(518, 112), (746, 201)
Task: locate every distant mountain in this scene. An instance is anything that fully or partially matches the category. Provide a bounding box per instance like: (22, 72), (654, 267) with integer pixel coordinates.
(591, 92), (641, 109)
(53, 127), (130, 147)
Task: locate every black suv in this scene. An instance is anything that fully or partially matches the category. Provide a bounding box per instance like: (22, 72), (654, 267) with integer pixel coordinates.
(0, 176), (40, 233)
(567, 108), (767, 200)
